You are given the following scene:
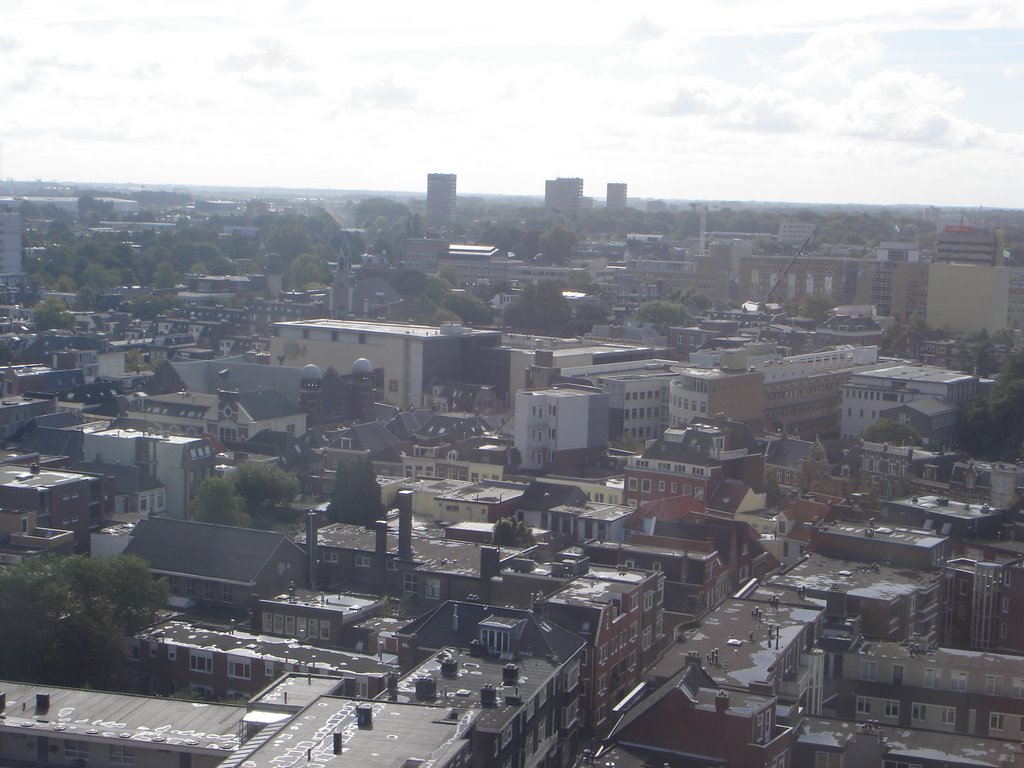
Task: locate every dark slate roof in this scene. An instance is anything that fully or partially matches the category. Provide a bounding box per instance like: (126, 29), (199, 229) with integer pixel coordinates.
(516, 481), (588, 511)
(124, 517), (303, 583)
(397, 600), (584, 663)
(762, 436), (813, 469)
(170, 358), (305, 404)
(70, 461), (163, 493)
(244, 429), (321, 467)
(9, 410), (82, 442)
(236, 389), (302, 422)
(17, 427), (84, 460)
(413, 413), (487, 442)
(384, 409), (433, 440)
(330, 421), (401, 454)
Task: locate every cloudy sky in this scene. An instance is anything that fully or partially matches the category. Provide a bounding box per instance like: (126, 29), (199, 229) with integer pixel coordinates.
(2, 1), (1023, 207)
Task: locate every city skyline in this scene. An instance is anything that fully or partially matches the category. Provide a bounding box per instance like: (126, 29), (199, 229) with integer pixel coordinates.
(2, 2), (1023, 208)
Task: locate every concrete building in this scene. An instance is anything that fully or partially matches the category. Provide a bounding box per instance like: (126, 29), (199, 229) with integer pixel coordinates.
(269, 319), (503, 409)
(740, 255), (861, 304)
(606, 182), (627, 210)
(668, 364), (765, 428)
(545, 177), (584, 215)
(935, 226), (998, 266)
(778, 220), (817, 246)
(0, 206), (22, 274)
(514, 385), (609, 474)
(756, 346), (879, 439)
(840, 363), (980, 444)
(426, 172), (456, 228)
(81, 426), (216, 518)
(926, 263), (1011, 334)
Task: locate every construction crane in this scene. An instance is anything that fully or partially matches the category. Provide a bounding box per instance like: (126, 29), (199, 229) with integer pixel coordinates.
(762, 231), (816, 306)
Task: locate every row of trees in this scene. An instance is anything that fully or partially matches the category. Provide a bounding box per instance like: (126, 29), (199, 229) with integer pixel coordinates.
(0, 555), (166, 688)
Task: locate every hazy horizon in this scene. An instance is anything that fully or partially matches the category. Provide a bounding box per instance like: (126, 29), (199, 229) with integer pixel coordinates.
(3, 2), (1023, 208)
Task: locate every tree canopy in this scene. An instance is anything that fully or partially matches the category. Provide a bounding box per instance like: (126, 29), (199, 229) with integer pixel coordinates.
(958, 347), (1024, 461)
(233, 461), (299, 511)
(634, 300), (689, 328)
(493, 517), (535, 548)
(0, 555), (167, 688)
(861, 419), (923, 446)
(33, 297), (73, 330)
(328, 459), (384, 525)
(503, 280), (572, 336)
(191, 476), (249, 527)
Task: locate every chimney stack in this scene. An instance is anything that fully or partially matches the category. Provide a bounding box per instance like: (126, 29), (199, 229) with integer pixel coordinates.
(480, 546), (501, 583)
(305, 511), (319, 590)
(714, 690), (730, 714)
(396, 490), (413, 559)
(375, 519), (388, 573)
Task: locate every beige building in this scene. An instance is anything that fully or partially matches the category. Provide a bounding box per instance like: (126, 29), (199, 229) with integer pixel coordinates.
(668, 365), (764, 427)
(926, 264), (1010, 334)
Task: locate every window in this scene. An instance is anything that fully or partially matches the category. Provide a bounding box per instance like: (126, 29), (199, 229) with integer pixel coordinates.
(641, 479), (651, 493)
(480, 627), (510, 655)
(167, 645), (177, 661)
(990, 712), (1005, 732)
(1012, 678), (1024, 698)
(856, 696), (871, 715)
(923, 668), (939, 688)
(325, 551), (339, 563)
(911, 703), (926, 721)
(644, 591), (654, 610)
(940, 706), (956, 726)
(189, 651), (213, 673)
(355, 555), (371, 568)
(860, 660), (878, 682)
(884, 700), (899, 719)
(204, 582), (215, 601)
(949, 671), (967, 692)
(642, 626), (652, 650)
(986, 675), (1002, 696)
(110, 745), (136, 764)
(222, 583), (233, 604)
(425, 577), (441, 599)
(65, 741), (90, 760)
(228, 659), (251, 679)
(404, 573), (418, 595)
(627, 478), (637, 491)
(185, 579), (195, 598)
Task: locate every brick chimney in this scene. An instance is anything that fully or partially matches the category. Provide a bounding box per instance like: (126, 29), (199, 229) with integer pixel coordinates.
(396, 490), (413, 559)
(715, 690), (730, 714)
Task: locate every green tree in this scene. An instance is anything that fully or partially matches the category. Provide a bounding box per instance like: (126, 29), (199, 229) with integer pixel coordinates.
(191, 476), (249, 526)
(438, 264), (461, 288)
(796, 294), (833, 324)
(153, 260), (178, 289)
(861, 419), (923, 446)
(442, 292), (493, 325)
(763, 467), (785, 508)
(635, 300), (689, 327)
(289, 253), (327, 289)
(538, 225), (577, 264)
(493, 517), (535, 548)
(503, 280), (572, 335)
(0, 555), (167, 688)
(233, 461), (299, 513)
(328, 459), (384, 525)
(33, 297), (72, 330)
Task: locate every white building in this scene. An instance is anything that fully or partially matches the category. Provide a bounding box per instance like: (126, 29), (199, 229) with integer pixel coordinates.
(840, 363), (980, 441)
(514, 386), (609, 474)
(82, 427), (217, 518)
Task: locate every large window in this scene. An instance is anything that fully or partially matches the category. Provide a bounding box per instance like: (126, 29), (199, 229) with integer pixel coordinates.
(860, 661), (878, 682)
(403, 573), (418, 595)
(189, 651), (213, 673)
(109, 745), (136, 764)
(425, 577), (441, 600)
(940, 706), (956, 726)
(228, 658), (250, 679)
(856, 697), (870, 715)
(480, 627), (510, 655)
(65, 741), (90, 760)
(949, 671), (967, 692)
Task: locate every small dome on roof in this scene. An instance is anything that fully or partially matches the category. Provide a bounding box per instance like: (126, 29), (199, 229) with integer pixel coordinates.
(353, 357), (374, 375)
(301, 363), (323, 381)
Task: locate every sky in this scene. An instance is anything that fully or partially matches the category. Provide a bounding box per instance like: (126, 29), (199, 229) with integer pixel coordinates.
(2, 1), (1023, 207)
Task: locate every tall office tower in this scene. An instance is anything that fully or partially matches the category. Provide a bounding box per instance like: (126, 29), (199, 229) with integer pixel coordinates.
(0, 207), (22, 275)
(426, 173), (457, 228)
(606, 182), (627, 210)
(544, 177), (584, 215)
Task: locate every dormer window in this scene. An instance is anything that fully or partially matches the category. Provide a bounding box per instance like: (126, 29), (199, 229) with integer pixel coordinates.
(479, 626), (510, 656)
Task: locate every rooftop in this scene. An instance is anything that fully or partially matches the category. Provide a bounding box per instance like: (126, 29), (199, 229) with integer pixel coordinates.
(0, 679), (244, 755)
(274, 318), (498, 338)
(223, 696), (473, 768)
(768, 553), (940, 601)
(650, 597), (823, 687)
(139, 620), (397, 675)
